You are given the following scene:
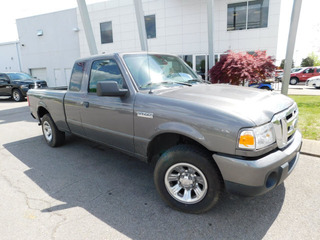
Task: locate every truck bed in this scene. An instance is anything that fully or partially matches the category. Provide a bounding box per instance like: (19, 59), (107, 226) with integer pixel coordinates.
(28, 88), (69, 132)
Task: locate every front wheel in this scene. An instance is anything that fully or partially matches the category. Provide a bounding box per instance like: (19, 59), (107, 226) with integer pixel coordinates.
(12, 89), (23, 102)
(154, 145), (222, 213)
(41, 114), (65, 147)
(290, 77), (298, 85)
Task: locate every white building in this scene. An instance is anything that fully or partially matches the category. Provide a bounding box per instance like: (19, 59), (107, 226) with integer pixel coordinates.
(0, 41), (21, 72)
(16, 9), (80, 87)
(15, 0), (285, 86)
(78, 0), (281, 79)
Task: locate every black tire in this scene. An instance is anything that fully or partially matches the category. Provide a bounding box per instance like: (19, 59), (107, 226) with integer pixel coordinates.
(290, 77), (298, 85)
(41, 114), (65, 147)
(12, 89), (23, 102)
(154, 145), (222, 214)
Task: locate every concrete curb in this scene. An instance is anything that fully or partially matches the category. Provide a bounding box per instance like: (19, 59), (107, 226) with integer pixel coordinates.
(301, 139), (320, 158)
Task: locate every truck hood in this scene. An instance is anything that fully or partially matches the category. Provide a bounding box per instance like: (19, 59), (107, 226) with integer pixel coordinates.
(11, 79), (47, 85)
(154, 84), (294, 126)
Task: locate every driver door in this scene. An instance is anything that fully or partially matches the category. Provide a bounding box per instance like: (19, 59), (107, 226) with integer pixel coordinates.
(80, 58), (135, 153)
(0, 74), (12, 96)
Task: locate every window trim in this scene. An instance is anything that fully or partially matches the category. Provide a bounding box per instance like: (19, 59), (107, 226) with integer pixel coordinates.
(227, 0), (269, 31)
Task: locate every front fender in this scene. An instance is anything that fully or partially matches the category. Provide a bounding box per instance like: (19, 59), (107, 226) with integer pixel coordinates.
(153, 122), (205, 143)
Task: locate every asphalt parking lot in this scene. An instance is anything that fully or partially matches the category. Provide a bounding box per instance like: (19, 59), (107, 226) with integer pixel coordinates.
(1, 98), (320, 240)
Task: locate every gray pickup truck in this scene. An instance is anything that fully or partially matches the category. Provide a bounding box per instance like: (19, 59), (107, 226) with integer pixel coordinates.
(28, 53), (302, 213)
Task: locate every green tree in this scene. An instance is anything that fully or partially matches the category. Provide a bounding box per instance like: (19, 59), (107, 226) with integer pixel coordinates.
(301, 57), (314, 67)
(280, 59), (294, 69)
(308, 52), (320, 66)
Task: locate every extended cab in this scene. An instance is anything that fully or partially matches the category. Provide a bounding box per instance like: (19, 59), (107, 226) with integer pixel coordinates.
(28, 53), (302, 213)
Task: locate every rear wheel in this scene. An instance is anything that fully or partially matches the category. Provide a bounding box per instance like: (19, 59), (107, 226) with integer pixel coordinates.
(12, 89), (23, 102)
(290, 77), (298, 85)
(41, 114), (65, 147)
(154, 145), (222, 213)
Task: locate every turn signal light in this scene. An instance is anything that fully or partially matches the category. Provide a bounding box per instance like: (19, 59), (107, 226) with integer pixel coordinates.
(239, 131), (255, 149)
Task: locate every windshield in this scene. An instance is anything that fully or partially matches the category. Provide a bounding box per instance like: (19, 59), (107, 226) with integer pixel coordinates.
(7, 73), (33, 81)
(123, 54), (199, 89)
(291, 68), (302, 73)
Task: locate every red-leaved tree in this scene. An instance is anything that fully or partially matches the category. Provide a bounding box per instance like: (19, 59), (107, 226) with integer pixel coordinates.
(209, 51), (276, 85)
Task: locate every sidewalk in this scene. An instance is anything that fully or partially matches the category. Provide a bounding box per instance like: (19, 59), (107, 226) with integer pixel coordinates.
(301, 139), (320, 157)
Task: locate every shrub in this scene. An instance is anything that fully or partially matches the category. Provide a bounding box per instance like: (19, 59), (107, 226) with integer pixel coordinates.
(209, 51), (276, 85)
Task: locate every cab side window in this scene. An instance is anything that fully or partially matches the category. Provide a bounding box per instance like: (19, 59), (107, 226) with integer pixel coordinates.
(88, 59), (126, 93)
(304, 68), (314, 74)
(0, 74), (9, 81)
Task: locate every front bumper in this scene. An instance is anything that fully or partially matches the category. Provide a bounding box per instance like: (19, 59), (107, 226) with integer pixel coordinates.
(20, 87), (29, 97)
(213, 130), (302, 197)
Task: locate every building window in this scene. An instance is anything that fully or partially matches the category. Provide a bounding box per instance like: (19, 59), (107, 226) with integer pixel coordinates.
(227, 0), (269, 31)
(145, 15), (156, 39)
(100, 21), (113, 44)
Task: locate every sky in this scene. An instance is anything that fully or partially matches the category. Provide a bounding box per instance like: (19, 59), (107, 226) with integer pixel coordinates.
(0, 0), (104, 42)
(0, 0), (319, 66)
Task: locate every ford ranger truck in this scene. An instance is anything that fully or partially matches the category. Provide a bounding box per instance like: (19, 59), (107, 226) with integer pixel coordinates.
(27, 53), (302, 213)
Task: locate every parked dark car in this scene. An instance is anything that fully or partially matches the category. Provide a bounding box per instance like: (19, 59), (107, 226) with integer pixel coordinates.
(0, 72), (47, 101)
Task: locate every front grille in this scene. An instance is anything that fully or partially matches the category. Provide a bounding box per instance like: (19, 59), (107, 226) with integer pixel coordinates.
(272, 103), (299, 149)
(29, 82), (47, 89)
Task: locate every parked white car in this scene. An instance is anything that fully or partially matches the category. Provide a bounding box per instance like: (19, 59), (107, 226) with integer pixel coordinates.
(306, 76), (320, 89)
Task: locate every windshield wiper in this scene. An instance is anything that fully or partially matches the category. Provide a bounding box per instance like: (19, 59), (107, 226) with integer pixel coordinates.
(141, 81), (192, 88)
(186, 79), (212, 84)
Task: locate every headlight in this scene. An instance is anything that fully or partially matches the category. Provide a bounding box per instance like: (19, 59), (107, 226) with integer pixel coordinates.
(20, 84), (29, 89)
(238, 122), (275, 150)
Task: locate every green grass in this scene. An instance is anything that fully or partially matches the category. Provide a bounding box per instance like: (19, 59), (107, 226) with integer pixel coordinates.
(289, 95), (320, 140)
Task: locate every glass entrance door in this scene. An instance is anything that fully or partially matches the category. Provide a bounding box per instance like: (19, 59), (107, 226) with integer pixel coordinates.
(194, 55), (207, 80)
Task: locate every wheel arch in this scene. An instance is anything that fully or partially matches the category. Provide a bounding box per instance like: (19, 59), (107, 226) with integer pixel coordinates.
(147, 131), (213, 165)
(37, 104), (50, 120)
(11, 87), (19, 94)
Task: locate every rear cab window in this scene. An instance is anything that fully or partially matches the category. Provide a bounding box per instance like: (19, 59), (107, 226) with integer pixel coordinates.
(69, 62), (86, 92)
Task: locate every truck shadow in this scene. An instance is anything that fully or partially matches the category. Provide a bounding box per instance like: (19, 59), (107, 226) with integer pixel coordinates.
(0, 103), (35, 125)
(4, 135), (285, 240)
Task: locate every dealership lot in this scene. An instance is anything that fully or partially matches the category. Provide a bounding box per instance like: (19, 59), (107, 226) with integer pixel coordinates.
(0, 99), (319, 240)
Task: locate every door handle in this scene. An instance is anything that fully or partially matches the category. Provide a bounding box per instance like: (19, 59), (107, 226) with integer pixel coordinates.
(82, 101), (89, 108)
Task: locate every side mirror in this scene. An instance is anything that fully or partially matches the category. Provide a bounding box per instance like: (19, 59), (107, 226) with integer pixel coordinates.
(96, 81), (128, 97)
